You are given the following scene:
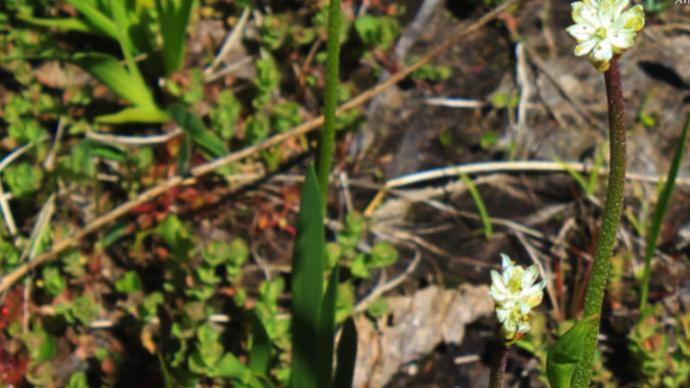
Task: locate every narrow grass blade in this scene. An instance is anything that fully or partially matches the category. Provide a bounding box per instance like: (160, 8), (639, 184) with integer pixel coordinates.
(155, 0), (195, 75)
(639, 114), (690, 311)
(95, 106), (169, 124)
(177, 133), (191, 175)
(169, 104), (227, 159)
(71, 52), (156, 109)
(556, 157), (591, 196)
(249, 313), (271, 376)
(109, 0), (151, 102)
(66, 0), (118, 39)
(460, 173), (493, 239)
(289, 164), (325, 388)
(334, 317), (357, 388)
(16, 16), (97, 34)
(318, 266), (340, 388)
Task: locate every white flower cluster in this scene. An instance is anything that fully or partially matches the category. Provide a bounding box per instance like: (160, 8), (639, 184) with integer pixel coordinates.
(566, 0), (645, 71)
(490, 254), (546, 342)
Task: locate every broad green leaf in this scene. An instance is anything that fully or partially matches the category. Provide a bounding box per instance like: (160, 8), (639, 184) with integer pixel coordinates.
(115, 271), (143, 293)
(66, 0), (119, 38)
(334, 317), (357, 388)
(547, 315), (599, 388)
(369, 242), (398, 268)
(155, 215), (194, 260)
(4, 162), (44, 197)
(155, 0), (195, 75)
(95, 106), (169, 124)
(169, 104), (227, 159)
(72, 296), (99, 324)
(197, 323), (223, 367)
(43, 266), (67, 296)
(318, 266), (340, 388)
(249, 313), (271, 376)
(202, 240), (232, 267)
(353, 15), (399, 49)
(289, 164), (325, 388)
(213, 352), (249, 378)
(25, 328), (58, 363)
(71, 52), (156, 109)
(66, 371), (89, 388)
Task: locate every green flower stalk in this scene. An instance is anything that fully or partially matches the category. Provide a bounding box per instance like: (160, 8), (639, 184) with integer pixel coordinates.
(559, 1), (644, 386)
(316, 0), (342, 200)
(489, 254), (546, 387)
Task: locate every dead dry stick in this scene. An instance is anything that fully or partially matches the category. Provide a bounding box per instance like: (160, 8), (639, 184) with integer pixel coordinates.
(86, 128), (183, 146)
(384, 160), (690, 189)
(0, 0), (519, 293)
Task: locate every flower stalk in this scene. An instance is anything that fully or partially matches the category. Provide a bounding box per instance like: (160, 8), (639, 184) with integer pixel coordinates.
(571, 57), (627, 387)
(316, 0), (342, 200)
(489, 342), (508, 388)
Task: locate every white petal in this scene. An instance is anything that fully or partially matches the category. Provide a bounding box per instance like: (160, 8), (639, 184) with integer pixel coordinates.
(490, 271), (508, 292)
(572, 2), (599, 26)
(612, 0), (629, 15)
(517, 320), (531, 334)
(496, 308), (510, 322)
(490, 290), (510, 305)
(567, 23), (595, 41)
(591, 40), (613, 63)
(522, 266), (539, 289)
(610, 29), (635, 50)
(574, 38), (598, 56)
(500, 253), (513, 269)
(596, 0), (616, 25)
(503, 266), (514, 285)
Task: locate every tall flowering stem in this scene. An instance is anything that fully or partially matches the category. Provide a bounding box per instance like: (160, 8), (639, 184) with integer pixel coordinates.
(316, 0), (342, 200)
(489, 343), (508, 388)
(572, 57), (627, 387)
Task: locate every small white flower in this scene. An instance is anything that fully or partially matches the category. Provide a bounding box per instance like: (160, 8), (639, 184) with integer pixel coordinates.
(566, 0), (645, 72)
(490, 254), (546, 342)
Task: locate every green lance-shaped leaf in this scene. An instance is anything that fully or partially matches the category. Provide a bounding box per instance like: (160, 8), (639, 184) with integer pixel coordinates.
(155, 0), (195, 75)
(289, 165), (326, 388)
(70, 52), (157, 109)
(547, 315), (599, 388)
(16, 15), (98, 35)
(318, 266), (340, 388)
(109, 0), (147, 83)
(639, 114), (690, 311)
(169, 104), (227, 159)
(66, 0), (119, 39)
(334, 317), (358, 388)
(96, 106), (169, 124)
(249, 313), (272, 376)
